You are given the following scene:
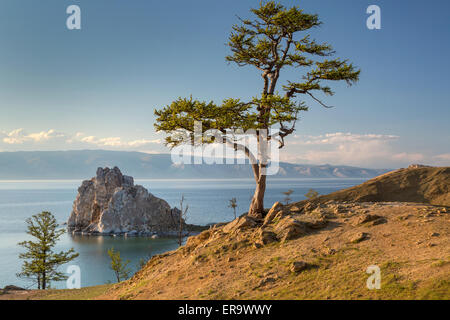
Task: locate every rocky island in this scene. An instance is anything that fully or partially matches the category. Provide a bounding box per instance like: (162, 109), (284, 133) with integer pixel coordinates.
(68, 167), (184, 236)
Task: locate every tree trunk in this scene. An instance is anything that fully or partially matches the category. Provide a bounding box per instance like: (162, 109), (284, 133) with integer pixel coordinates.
(247, 131), (270, 219)
(42, 271), (46, 290)
(248, 174), (266, 219)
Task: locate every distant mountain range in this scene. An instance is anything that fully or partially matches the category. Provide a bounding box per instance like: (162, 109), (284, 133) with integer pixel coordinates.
(0, 150), (390, 180)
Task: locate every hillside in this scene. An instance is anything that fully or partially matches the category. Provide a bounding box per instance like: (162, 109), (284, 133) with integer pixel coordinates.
(0, 150), (388, 179)
(309, 166), (450, 206)
(95, 200), (449, 300)
(98, 166), (450, 300)
(2, 166), (448, 300)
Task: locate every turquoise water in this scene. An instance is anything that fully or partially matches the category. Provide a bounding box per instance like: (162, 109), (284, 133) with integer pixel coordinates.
(0, 178), (364, 289)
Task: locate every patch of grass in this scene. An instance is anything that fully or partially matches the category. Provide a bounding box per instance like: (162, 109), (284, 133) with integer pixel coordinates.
(431, 260), (449, 268)
(379, 274), (418, 298)
(35, 284), (111, 300)
(207, 289), (217, 295)
(417, 279), (450, 300)
(375, 275), (450, 300)
(381, 261), (405, 271)
(119, 293), (135, 300)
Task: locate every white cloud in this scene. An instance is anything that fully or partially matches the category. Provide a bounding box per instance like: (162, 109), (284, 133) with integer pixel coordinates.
(28, 129), (66, 142)
(81, 136), (122, 147)
(291, 132), (399, 146)
(435, 153), (450, 161)
(79, 135), (161, 148)
(128, 139), (162, 147)
(392, 152), (425, 163)
(0, 128), (163, 152)
(2, 128), (26, 144)
(432, 153), (450, 166)
(281, 132), (447, 168)
(2, 129), (66, 144)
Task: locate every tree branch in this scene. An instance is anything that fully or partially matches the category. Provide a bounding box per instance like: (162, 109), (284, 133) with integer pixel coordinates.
(307, 92), (334, 108)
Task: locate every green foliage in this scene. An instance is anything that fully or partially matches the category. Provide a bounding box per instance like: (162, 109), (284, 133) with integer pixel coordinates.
(305, 188), (319, 200)
(154, 1), (360, 216)
(17, 211), (79, 290)
(107, 247), (131, 283)
(282, 189), (294, 204)
(154, 1), (360, 150)
(228, 198), (238, 219)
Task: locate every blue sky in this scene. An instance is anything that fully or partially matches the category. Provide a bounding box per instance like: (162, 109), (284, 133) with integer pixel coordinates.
(0, 0), (449, 168)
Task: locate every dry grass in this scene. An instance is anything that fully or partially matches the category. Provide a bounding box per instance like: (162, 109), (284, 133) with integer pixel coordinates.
(97, 202), (450, 300)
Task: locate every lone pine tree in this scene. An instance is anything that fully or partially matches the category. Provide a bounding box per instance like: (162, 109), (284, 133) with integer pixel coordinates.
(17, 211), (79, 289)
(154, 1), (360, 218)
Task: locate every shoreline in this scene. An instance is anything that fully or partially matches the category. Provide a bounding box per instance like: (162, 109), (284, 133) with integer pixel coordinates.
(67, 223), (209, 238)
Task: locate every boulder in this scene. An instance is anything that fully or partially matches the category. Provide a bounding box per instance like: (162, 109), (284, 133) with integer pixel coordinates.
(350, 232), (369, 243)
(262, 202), (284, 226)
(258, 229), (278, 245)
(355, 214), (386, 226)
(268, 202), (284, 216)
(223, 216), (258, 233)
(68, 167), (183, 235)
(290, 261), (308, 273)
(274, 217), (307, 242)
(302, 216), (328, 229)
(263, 210), (283, 227)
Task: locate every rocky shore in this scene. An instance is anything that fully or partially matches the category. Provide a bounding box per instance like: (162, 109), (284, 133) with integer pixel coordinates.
(68, 167), (188, 237)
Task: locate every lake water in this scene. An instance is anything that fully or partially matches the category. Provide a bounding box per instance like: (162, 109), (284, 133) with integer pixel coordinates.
(0, 178), (365, 289)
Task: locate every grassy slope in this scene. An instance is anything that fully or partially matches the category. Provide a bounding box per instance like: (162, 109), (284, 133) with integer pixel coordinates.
(98, 202), (449, 300)
(310, 166), (450, 206)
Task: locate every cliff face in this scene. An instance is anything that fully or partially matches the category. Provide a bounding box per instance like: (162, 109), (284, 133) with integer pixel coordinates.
(68, 167), (182, 235)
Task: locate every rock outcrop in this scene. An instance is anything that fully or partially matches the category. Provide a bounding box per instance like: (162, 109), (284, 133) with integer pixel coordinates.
(68, 167), (183, 236)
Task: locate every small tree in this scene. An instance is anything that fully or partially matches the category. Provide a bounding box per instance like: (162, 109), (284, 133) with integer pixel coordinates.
(154, 1), (360, 218)
(17, 211), (79, 290)
(283, 189), (294, 205)
(228, 198), (238, 219)
(107, 247), (131, 283)
(177, 195), (189, 246)
(305, 188), (319, 200)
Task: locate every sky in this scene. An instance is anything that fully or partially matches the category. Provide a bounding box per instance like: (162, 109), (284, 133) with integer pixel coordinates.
(0, 0), (449, 169)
